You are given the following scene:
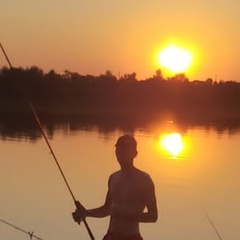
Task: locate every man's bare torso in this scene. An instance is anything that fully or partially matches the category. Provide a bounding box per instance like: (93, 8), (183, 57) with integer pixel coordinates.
(107, 168), (151, 236)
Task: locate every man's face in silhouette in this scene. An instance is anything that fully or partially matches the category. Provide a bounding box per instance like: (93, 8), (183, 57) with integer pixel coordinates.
(115, 135), (138, 168)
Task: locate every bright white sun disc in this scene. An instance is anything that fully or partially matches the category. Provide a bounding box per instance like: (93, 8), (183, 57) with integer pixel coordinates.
(158, 46), (192, 73)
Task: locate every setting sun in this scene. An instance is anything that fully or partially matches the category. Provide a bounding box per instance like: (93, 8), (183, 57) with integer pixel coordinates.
(158, 45), (193, 74)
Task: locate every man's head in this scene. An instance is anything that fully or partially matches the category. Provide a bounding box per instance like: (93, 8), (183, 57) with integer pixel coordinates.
(115, 135), (138, 168)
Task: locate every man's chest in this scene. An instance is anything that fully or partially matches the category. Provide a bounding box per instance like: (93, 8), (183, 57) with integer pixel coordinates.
(110, 176), (145, 203)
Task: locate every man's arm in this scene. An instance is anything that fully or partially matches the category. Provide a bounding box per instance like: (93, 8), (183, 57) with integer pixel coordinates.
(138, 176), (158, 223)
(72, 177), (112, 222)
(86, 190), (111, 218)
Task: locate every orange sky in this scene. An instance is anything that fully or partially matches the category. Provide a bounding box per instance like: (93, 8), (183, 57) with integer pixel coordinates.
(0, 0), (239, 81)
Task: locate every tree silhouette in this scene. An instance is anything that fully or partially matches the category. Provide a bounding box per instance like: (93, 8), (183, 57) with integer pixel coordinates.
(0, 66), (240, 116)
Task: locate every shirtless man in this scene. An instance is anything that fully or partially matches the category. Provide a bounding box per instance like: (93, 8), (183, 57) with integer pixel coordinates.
(72, 134), (158, 240)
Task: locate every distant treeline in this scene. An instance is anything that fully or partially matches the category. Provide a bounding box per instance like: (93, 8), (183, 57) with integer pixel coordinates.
(0, 66), (240, 115)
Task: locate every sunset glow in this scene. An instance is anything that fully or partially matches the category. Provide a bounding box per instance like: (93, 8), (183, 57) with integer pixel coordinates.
(0, 1), (239, 81)
(158, 45), (193, 74)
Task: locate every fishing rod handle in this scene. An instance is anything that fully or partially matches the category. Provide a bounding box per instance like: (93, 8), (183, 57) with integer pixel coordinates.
(74, 200), (95, 240)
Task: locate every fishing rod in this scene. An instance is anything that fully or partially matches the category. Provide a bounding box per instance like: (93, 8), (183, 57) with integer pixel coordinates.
(0, 42), (95, 240)
(28, 103), (95, 240)
(0, 42), (13, 69)
(0, 217), (45, 240)
(204, 212), (224, 240)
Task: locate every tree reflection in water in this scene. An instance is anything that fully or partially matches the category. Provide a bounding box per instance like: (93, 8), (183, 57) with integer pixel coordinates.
(1, 109), (240, 141)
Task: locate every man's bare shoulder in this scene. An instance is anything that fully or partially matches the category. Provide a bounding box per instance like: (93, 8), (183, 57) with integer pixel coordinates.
(134, 168), (154, 185)
(108, 170), (121, 183)
(109, 168), (152, 183)
(125, 167), (149, 180)
(134, 168), (150, 177)
(109, 170), (121, 178)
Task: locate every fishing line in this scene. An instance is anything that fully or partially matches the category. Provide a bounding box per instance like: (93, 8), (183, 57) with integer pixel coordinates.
(0, 42), (95, 240)
(162, 173), (224, 239)
(189, 187), (224, 240)
(0, 217), (45, 240)
(188, 189), (224, 239)
(204, 211), (224, 240)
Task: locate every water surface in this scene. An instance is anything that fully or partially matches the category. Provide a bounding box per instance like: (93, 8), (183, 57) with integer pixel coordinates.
(0, 114), (240, 240)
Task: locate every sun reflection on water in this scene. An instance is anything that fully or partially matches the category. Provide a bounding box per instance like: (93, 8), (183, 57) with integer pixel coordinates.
(159, 132), (184, 159)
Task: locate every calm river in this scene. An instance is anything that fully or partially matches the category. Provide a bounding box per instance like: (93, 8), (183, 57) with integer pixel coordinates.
(0, 113), (240, 240)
